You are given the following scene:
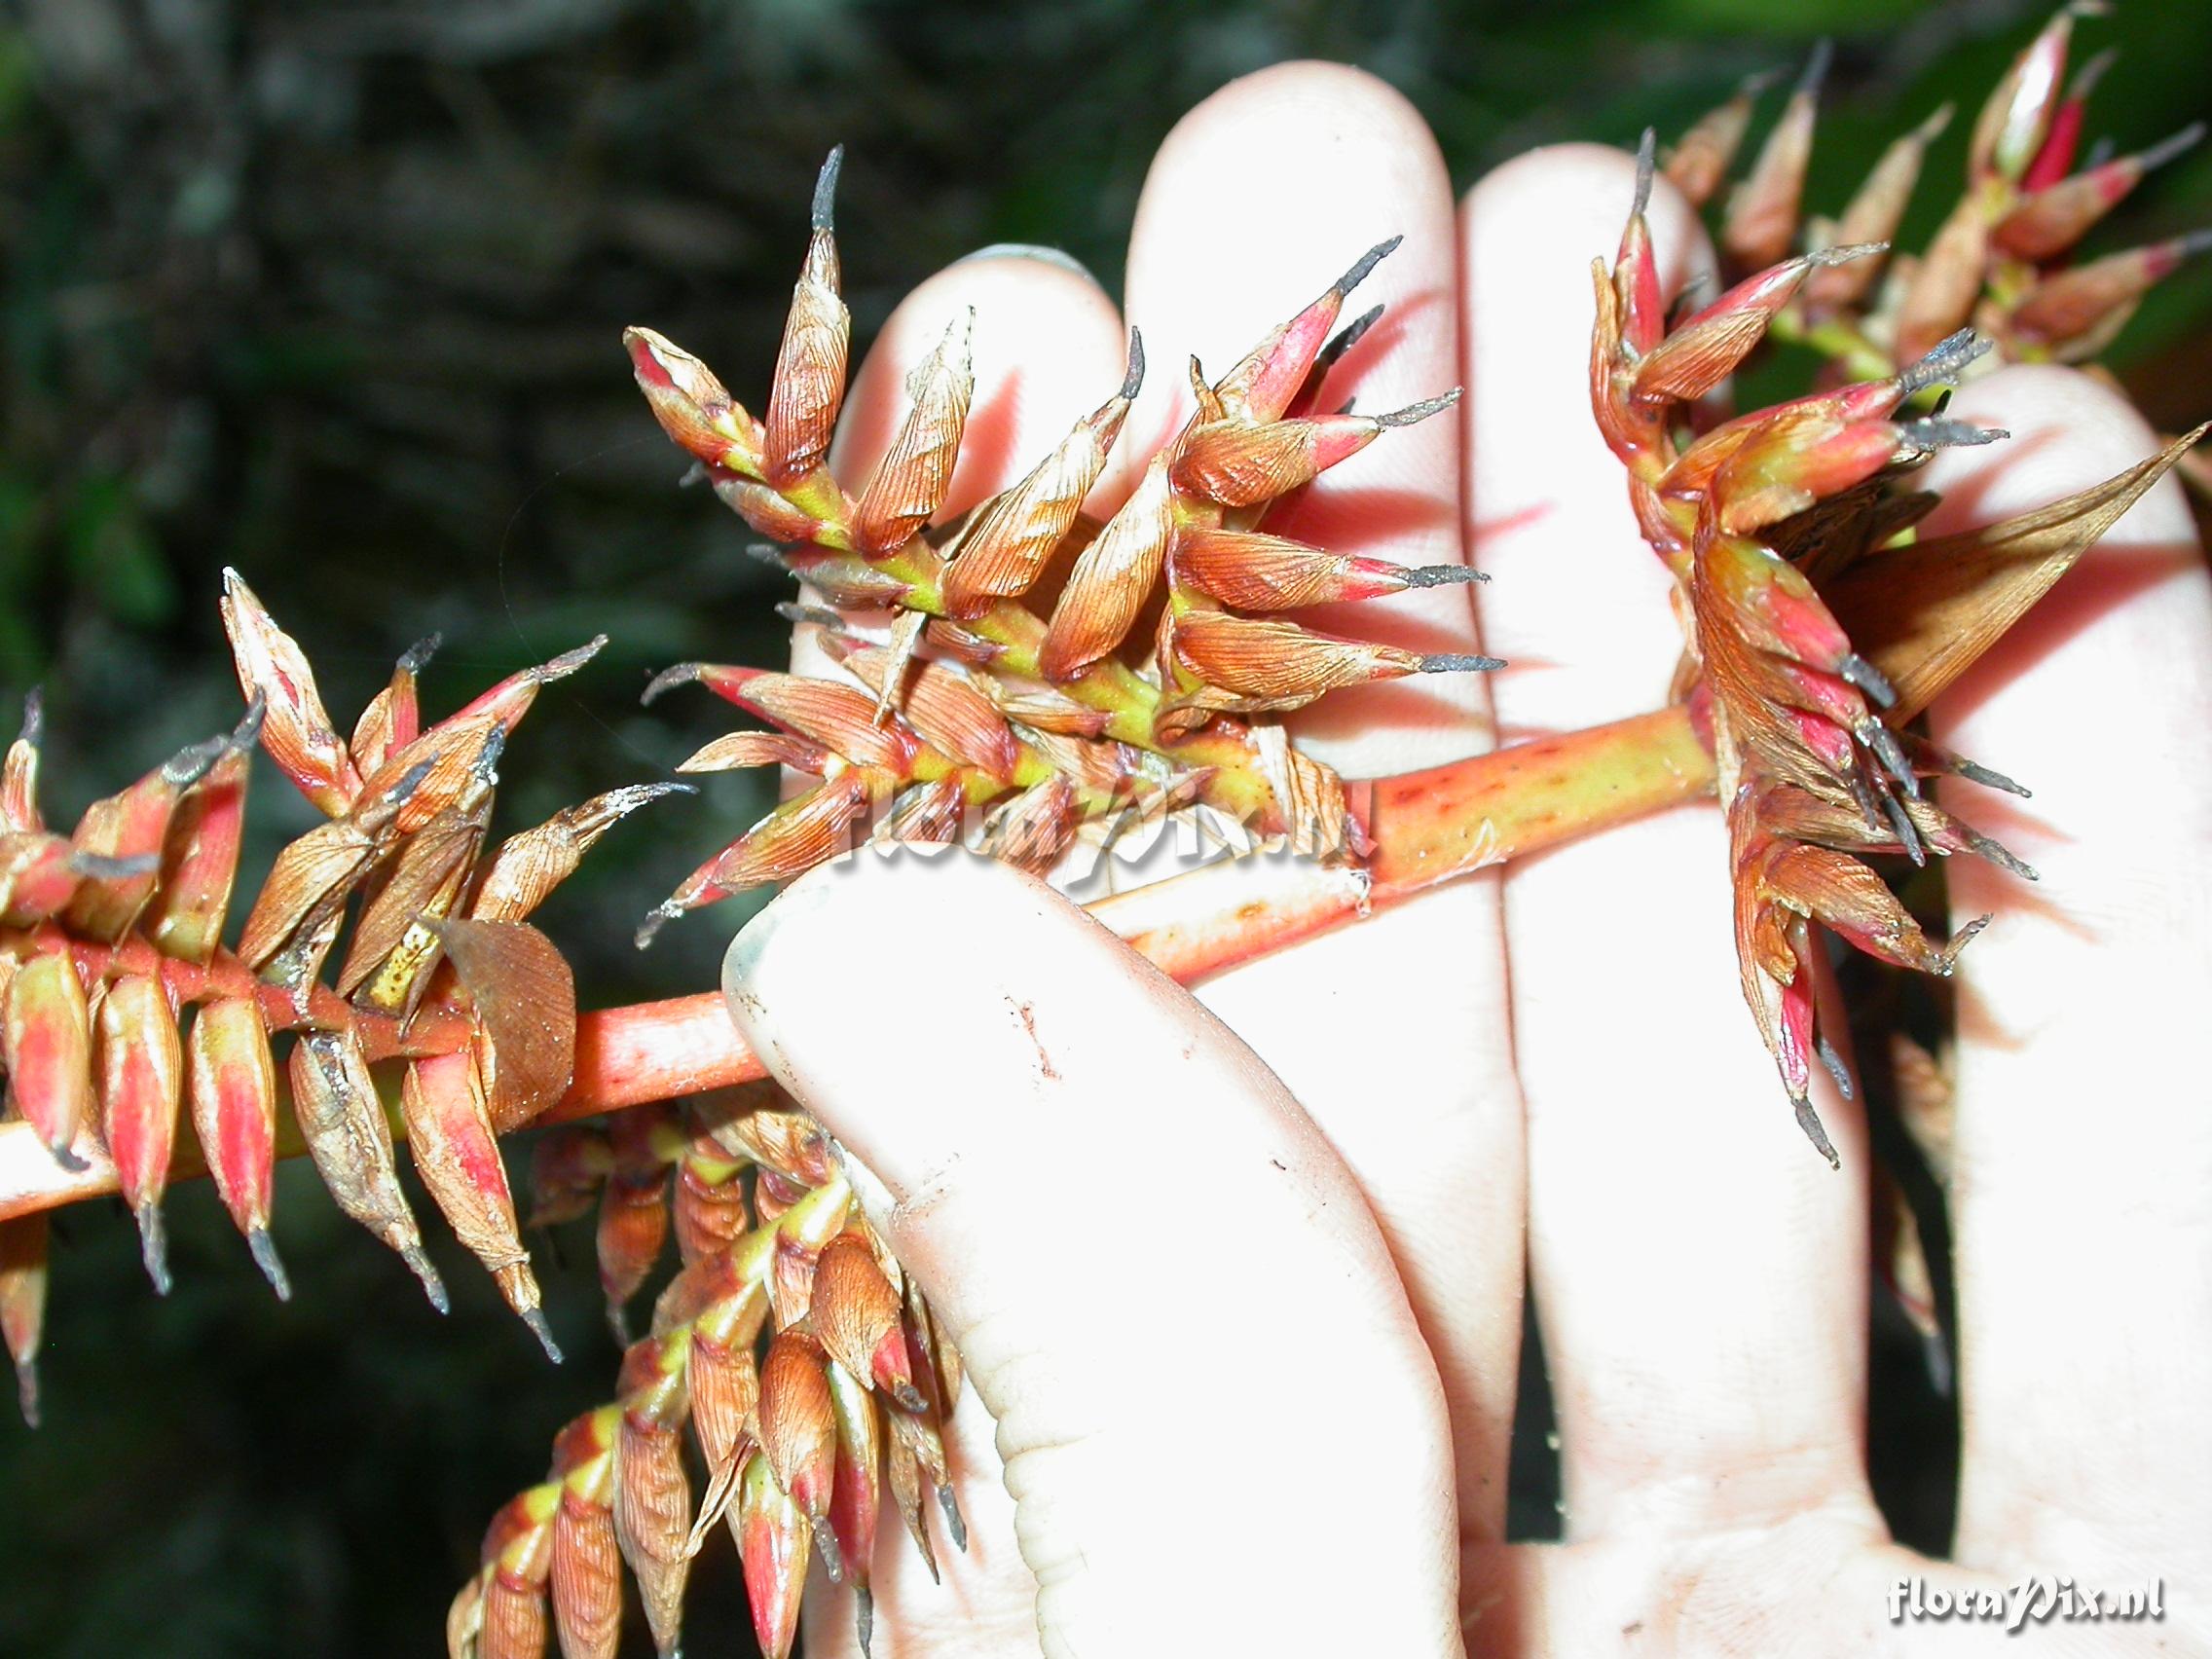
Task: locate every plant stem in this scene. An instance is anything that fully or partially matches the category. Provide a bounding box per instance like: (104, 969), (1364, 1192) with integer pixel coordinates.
(0, 705), (1713, 1223)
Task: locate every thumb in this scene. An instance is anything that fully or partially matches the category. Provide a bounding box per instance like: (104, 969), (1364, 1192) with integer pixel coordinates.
(724, 847), (1466, 1659)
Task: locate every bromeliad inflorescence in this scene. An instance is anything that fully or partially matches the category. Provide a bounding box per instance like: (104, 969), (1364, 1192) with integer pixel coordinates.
(0, 581), (686, 1398)
(623, 145), (1494, 949)
(0, 10), (2204, 1659)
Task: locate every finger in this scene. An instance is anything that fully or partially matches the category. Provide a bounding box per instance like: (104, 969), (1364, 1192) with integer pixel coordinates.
(794, 248), (1132, 682)
(1463, 146), (1881, 1543)
(727, 848), (1466, 1659)
(1123, 59), (1482, 773)
(1120, 62), (1525, 1550)
(1916, 366), (2212, 1579)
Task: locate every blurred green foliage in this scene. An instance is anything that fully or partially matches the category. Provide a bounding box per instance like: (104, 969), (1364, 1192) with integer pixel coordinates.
(0, 0), (2204, 1653)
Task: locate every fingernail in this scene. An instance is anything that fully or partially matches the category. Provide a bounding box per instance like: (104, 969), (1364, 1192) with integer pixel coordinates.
(956, 242), (1096, 283)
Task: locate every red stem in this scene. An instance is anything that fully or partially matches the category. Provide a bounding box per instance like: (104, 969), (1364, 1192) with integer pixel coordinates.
(0, 706), (1714, 1221)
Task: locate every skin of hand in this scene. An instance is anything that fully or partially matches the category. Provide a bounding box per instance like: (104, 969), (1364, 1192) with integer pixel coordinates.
(719, 62), (2212, 1659)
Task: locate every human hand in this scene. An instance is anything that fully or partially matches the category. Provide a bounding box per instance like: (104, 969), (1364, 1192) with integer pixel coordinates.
(722, 64), (2212, 1658)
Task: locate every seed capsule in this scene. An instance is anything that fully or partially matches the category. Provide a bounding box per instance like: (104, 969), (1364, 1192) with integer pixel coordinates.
(1039, 452), (1177, 682)
(186, 996), (288, 1297)
(95, 974), (184, 1293)
(625, 326), (762, 475)
(476, 1486), (556, 1659)
(941, 331), (1141, 616)
(4, 950), (94, 1171)
(1170, 392), (1456, 510)
(760, 1332), (841, 1574)
(402, 1051), (554, 1358)
(289, 1026), (447, 1309)
(613, 1335), (692, 1656)
(763, 148), (850, 487)
(735, 1451), (811, 1659)
(850, 311), (974, 557)
(548, 1408), (622, 1659)
(220, 569), (359, 814)
(0, 1212), (47, 1426)
(812, 1235), (927, 1411)
(596, 1168), (669, 1346)
(141, 736), (252, 965)
(827, 1358), (885, 1655)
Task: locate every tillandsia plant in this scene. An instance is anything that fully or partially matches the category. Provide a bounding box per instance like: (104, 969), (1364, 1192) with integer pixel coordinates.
(0, 8), (2206, 1657)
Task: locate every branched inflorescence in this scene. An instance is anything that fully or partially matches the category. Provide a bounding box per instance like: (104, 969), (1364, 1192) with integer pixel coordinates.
(1, 11), (2205, 1659)
(1595, 5), (2207, 1160)
(430, 15), (2212, 1655)
(0, 581), (684, 1406)
(453, 1091), (965, 1659)
(625, 146), (1493, 947)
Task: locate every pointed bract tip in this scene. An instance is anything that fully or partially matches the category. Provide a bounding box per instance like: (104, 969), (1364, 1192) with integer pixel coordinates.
(636, 902), (682, 950)
(16, 687), (40, 747)
(2170, 226), (2212, 261)
(403, 1244), (451, 1312)
(1376, 387), (1460, 428)
(2139, 121), (2207, 173)
(1401, 563), (1490, 587)
(1836, 652), (1896, 709)
(940, 1486), (968, 1552)
(46, 1141), (88, 1173)
(1898, 327), (1993, 395)
(67, 848), (160, 882)
(2067, 43), (2120, 101)
(642, 663), (707, 706)
(744, 540), (793, 569)
(1419, 652), (1507, 674)
(1900, 418), (2008, 454)
(230, 691), (269, 750)
(1334, 235), (1403, 300)
(1796, 37), (1833, 99)
(1632, 128), (1657, 215)
(248, 1228), (292, 1302)
(15, 1362), (38, 1428)
(1121, 328), (1146, 401)
(856, 1587), (874, 1658)
(1324, 304), (1384, 370)
(1793, 1095), (1842, 1168)
(813, 1516), (847, 1583)
(1810, 240), (1889, 270)
(535, 636), (608, 682)
(161, 727), (234, 790)
(1815, 1036), (1856, 1104)
(1953, 755), (2030, 797)
(137, 1204), (172, 1296)
(398, 633), (443, 674)
(1883, 791), (1929, 867)
(775, 602), (846, 634)
(812, 145), (845, 232)
(1941, 913), (1993, 972)
(524, 1308), (565, 1364)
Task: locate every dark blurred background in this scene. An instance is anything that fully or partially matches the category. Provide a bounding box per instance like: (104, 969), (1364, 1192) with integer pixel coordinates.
(0, 0), (2205, 1653)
